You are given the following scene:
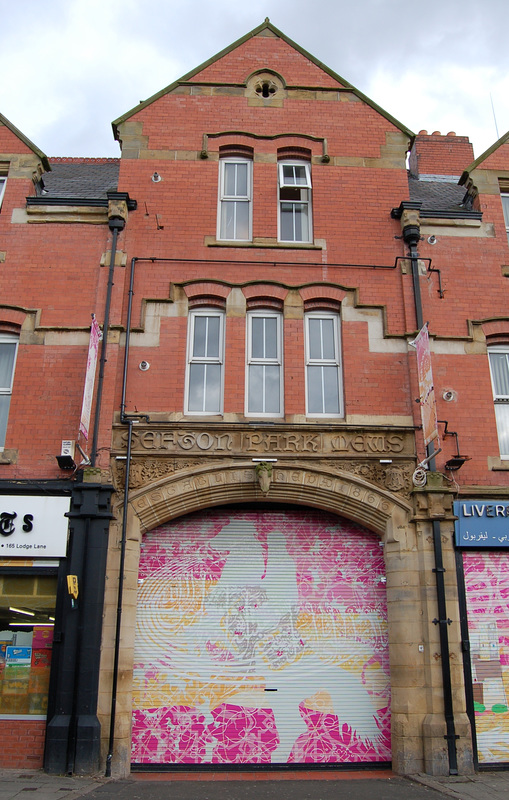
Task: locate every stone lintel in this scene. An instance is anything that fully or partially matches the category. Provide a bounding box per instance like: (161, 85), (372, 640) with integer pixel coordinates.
(22, 205), (109, 224)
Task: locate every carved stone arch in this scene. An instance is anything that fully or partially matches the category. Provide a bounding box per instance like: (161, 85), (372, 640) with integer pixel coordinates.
(125, 460), (412, 542)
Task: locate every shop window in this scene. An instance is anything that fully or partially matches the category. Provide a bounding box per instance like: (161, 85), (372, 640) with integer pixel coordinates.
(0, 334), (18, 449)
(488, 347), (509, 458)
(217, 157), (252, 241)
(185, 310), (224, 414)
(502, 194), (509, 244)
(305, 313), (343, 417)
(278, 161), (312, 243)
(0, 572), (57, 716)
(246, 311), (283, 417)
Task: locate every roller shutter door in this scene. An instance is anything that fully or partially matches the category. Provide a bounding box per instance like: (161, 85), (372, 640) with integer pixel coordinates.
(131, 505), (390, 765)
(463, 551), (509, 764)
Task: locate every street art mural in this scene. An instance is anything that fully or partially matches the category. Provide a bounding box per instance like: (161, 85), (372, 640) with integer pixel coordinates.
(131, 506), (391, 765)
(464, 551), (509, 764)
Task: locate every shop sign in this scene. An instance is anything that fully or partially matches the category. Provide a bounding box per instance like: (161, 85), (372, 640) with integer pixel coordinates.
(0, 495), (70, 557)
(454, 500), (509, 547)
(117, 427), (412, 457)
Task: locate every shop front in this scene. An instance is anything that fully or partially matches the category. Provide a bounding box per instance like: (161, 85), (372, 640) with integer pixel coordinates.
(455, 500), (509, 766)
(102, 422), (474, 777)
(131, 504), (391, 766)
(0, 493), (70, 769)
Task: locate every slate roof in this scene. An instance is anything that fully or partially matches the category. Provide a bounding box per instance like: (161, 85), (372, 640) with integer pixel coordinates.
(41, 158), (120, 200)
(408, 175), (471, 214)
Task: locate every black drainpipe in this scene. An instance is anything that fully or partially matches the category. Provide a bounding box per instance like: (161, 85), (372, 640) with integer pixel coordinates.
(105, 256), (138, 777)
(404, 220), (459, 775)
(104, 417), (132, 777)
(90, 217), (125, 467)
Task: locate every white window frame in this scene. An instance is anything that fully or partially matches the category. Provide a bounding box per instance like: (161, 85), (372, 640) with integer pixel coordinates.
(217, 157), (252, 241)
(0, 333), (19, 450)
(185, 310), (224, 415)
(305, 312), (343, 417)
(501, 193), (509, 243)
(278, 160), (312, 243)
(0, 178), (6, 210)
(488, 346), (509, 459)
(246, 311), (283, 418)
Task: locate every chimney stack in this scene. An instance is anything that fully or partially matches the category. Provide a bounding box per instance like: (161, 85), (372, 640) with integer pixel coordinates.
(409, 131), (474, 179)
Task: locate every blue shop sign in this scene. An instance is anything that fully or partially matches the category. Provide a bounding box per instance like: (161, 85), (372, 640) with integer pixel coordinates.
(454, 500), (509, 547)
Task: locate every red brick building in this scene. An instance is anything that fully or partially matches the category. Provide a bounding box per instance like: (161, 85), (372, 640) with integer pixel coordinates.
(1, 18), (509, 777)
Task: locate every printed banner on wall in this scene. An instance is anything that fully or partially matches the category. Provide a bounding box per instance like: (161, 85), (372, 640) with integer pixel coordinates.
(131, 507), (391, 766)
(412, 322), (439, 447)
(79, 315), (102, 441)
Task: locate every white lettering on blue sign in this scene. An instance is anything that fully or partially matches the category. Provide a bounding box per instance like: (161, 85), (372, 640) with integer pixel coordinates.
(455, 500), (509, 547)
(461, 504), (509, 517)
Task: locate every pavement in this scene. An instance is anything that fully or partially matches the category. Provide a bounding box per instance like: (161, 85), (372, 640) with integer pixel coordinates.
(0, 769), (508, 800)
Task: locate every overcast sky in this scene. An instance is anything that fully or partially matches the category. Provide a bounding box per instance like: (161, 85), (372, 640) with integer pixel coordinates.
(2, 0), (508, 161)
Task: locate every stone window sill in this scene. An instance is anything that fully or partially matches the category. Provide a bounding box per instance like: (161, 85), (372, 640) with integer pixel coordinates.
(0, 449), (18, 465)
(205, 236), (324, 250)
(488, 456), (509, 470)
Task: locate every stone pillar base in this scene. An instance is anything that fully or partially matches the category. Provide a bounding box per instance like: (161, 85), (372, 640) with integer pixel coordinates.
(422, 713), (474, 776)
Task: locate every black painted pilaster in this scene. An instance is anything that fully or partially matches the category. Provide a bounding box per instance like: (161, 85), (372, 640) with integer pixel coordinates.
(44, 482), (114, 775)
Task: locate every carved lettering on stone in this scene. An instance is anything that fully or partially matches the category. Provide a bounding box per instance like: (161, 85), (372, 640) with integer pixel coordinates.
(116, 426), (413, 458)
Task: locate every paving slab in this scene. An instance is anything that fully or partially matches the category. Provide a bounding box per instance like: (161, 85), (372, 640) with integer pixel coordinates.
(411, 771), (509, 800)
(0, 772), (102, 800)
(1, 770), (508, 800)
(84, 777), (447, 800)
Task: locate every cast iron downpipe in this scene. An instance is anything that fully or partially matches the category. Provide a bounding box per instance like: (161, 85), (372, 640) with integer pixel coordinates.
(104, 418), (132, 777)
(90, 217), (125, 467)
(405, 222), (459, 775)
(105, 256), (140, 777)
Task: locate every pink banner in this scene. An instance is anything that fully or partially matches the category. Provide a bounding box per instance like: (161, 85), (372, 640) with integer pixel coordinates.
(79, 316), (102, 441)
(413, 323), (439, 447)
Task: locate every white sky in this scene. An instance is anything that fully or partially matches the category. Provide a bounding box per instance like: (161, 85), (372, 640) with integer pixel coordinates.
(2, 0), (508, 160)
